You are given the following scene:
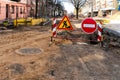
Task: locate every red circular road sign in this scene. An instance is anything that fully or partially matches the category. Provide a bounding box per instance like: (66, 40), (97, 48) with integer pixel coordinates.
(81, 18), (97, 34)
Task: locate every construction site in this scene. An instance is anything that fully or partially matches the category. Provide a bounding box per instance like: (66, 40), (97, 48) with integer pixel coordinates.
(0, 0), (120, 80)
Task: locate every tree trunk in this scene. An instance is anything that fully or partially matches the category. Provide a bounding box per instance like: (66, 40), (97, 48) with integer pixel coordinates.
(76, 7), (79, 19)
(35, 0), (38, 18)
(54, 10), (56, 17)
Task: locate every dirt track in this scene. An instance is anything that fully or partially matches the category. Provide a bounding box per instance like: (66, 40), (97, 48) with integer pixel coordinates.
(0, 25), (120, 80)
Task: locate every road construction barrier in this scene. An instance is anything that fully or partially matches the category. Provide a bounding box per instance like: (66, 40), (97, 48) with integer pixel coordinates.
(97, 23), (103, 42)
(13, 18), (47, 27)
(31, 18), (46, 26)
(52, 18), (57, 37)
(14, 18), (31, 27)
(49, 18), (57, 45)
(95, 19), (110, 25)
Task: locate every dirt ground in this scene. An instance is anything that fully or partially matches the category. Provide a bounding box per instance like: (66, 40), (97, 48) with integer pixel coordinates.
(0, 24), (120, 80)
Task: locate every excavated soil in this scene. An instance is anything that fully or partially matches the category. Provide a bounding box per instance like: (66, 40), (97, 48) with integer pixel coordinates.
(0, 24), (120, 80)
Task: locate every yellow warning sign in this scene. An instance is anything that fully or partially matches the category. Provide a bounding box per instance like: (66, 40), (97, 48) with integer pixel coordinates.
(57, 16), (73, 30)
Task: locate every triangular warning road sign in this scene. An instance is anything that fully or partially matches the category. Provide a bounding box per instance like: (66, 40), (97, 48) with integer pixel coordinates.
(57, 16), (73, 30)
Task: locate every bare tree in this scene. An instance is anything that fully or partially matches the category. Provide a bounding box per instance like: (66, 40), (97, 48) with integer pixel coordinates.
(71, 0), (86, 19)
(47, 0), (57, 17)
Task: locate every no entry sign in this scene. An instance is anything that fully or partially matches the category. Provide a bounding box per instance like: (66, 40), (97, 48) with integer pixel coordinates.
(81, 18), (97, 34)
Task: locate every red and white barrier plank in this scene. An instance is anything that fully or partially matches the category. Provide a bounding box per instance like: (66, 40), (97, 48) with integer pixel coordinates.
(97, 23), (103, 42)
(52, 18), (57, 38)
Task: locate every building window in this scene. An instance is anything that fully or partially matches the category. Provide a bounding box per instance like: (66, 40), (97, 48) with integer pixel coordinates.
(20, 7), (22, 14)
(11, 5), (15, 14)
(23, 7), (25, 14)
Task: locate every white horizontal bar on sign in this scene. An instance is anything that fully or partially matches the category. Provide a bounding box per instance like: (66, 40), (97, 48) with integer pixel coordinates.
(84, 24), (95, 28)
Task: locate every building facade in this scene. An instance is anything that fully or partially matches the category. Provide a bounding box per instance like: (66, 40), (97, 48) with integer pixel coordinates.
(0, 0), (35, 21)
(81, 0), (118, 16)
